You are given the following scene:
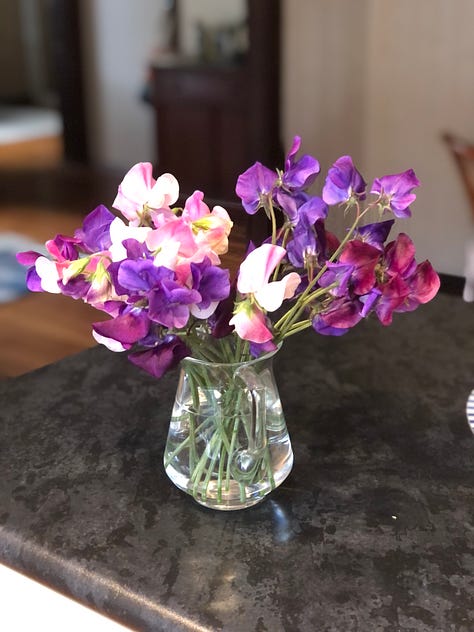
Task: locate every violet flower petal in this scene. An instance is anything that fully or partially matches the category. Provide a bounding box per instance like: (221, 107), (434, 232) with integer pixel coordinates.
(75, 205), (115, 252)
(235, 162), (277, 215)
(371, 169), (420, 218)
(128, 336), (190, 378)
(93, 308), (150, 345)
(322, 156), (366, 205)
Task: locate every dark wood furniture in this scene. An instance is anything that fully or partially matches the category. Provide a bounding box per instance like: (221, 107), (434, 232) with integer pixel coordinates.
(149, 0), (281, 202)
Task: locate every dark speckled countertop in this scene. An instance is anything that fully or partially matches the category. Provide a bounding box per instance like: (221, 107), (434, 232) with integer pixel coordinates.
(1, 292), (474, 631)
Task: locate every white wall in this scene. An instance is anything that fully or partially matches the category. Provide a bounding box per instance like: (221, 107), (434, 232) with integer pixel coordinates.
(282, 0), (474, 276)
(364, 0), (474, 275)
(282, 0), (369, 175)
(80, 0), (169, 169)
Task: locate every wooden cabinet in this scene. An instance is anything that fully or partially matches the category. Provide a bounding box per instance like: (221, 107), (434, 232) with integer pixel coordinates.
(149, 0), (281, 206)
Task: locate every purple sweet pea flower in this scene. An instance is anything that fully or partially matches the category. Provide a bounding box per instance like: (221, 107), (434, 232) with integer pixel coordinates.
(122, 238), (152, 260)
(235, 162), (277, 214)
(371, 169), (420, 218)
(60, 275), (91, 300)
(286, 214), (328, 269)
(312, 297), (363, 336)
(360, 288), (380, 317)
(285, 197), (327, 267)
(281, 136), (320, 191)
(249, 339), (278, 358)
(148, 279), (201, 329)
(117, 259), (168, 294)
(286, 222), (319, 268)
(190, 258), (230, 311)
(322, 156), (366, 205)
(298, 196), (328, 226)
(74, 205), (115, 252)
(273, 190), (309, 223)
(318, 262), (354, 298)
(93, 306), (150, 345)
(355, 219), (394, 250)
(16, 250), (43, 292)
(128, 335), (190, 378)
(25, 266), (43, 292)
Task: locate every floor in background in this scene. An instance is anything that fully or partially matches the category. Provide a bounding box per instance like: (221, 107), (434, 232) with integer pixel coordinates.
(0, 107), (62, 169)
(0, 107), (62, 144)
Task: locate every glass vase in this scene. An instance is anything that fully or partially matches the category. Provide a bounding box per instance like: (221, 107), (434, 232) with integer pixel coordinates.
(164, 346), (293, 510)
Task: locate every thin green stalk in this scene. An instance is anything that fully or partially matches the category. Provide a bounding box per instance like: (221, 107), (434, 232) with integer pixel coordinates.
(267, 196), (278, 245)
(200, 439), (221, 501)
(164, 417), (214, 468)
(284, 320), (312, 338)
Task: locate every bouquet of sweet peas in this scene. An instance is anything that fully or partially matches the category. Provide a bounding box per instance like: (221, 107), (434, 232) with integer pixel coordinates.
(17, 136), (440, 376)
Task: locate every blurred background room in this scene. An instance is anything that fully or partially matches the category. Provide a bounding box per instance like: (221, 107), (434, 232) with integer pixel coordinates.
(0, 0), (473, 377)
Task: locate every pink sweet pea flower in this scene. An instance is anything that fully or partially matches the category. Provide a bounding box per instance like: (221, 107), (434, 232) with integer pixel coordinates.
(230, 302), (274, 343)
(182, 191), (233, 257)
(113, 162), (179, 225)
(230, 244), (301, 343)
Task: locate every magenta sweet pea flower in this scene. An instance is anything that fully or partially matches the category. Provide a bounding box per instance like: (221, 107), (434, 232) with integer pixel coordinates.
(371, 169), (420, 218)
(339, 240), (382, 295)
(45, 234), (81, 261)
(312, 297), (363, 336)
(235, 162), (277, 215)
(370, 233), (440, 325)
(322, 156), (366, 205)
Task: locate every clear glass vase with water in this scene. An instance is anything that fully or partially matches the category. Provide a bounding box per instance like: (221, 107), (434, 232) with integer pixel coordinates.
(164, 345), (293, 510)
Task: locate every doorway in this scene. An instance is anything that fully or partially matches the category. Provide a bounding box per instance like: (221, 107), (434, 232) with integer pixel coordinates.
(0, 0), (87, 167)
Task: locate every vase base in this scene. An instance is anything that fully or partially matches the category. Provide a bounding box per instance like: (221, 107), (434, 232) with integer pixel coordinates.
(165, 449), (293, 511)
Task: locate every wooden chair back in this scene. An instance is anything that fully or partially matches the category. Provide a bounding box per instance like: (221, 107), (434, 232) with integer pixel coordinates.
(442, 132), (474, 220)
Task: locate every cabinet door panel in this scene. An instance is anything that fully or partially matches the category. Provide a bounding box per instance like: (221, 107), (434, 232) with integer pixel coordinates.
(156, 105), (215, 195)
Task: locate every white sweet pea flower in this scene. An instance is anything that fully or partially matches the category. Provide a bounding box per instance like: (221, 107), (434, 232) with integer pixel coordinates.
(35, 256), (61, 293)
(109, 217), (152, 262)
